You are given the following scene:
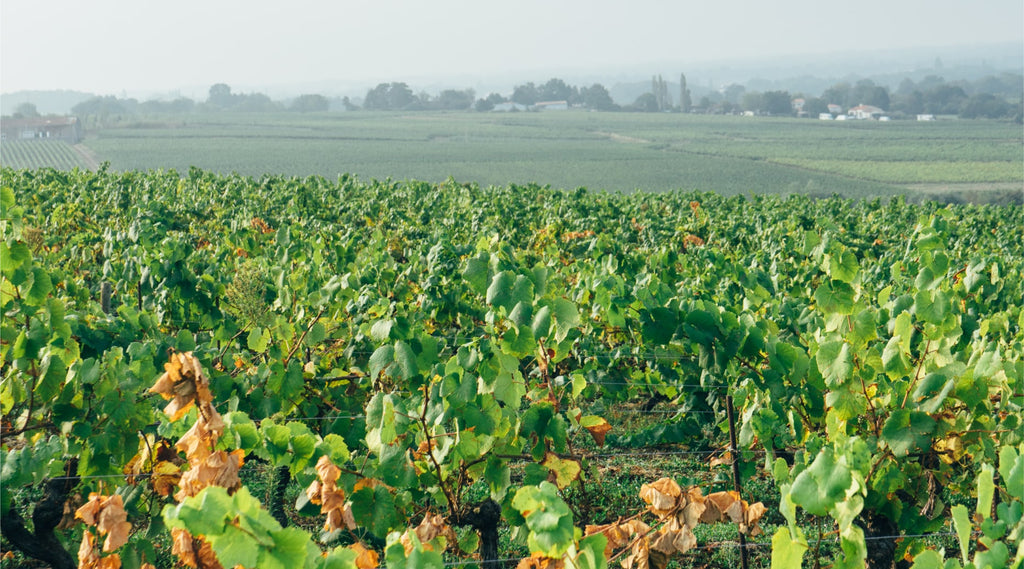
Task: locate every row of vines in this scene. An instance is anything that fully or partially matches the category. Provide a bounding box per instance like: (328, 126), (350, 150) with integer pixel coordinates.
(1, 166), (1022, 569)
(0, 141), (86, 171)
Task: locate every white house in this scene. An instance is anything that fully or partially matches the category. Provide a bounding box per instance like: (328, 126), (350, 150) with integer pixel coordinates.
(827, 104), (843, 115)
(819, 113), (834, 120)
(533, 100), (568, 111)
(847, 104), (885, 120)
(917, 114), (936, 121)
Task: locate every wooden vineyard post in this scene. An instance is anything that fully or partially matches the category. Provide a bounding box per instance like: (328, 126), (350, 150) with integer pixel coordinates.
(726, 394), (749, 569)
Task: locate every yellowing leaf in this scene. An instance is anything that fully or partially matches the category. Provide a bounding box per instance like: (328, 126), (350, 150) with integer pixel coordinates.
(541, 453), (581, 489)
(579, 415), (612, 446)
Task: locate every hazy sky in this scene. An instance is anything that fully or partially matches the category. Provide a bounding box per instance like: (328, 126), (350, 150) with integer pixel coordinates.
(3, 0), (1022, 96)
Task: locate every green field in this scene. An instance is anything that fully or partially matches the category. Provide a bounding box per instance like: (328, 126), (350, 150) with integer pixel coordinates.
(0, 139), (89, 170)
(76, 111), (1023, 200)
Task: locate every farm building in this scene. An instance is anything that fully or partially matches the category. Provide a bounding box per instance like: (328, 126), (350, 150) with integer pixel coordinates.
(827, 104), (843, 115)
(492, 102), (529, 112)
(847, 105), (886, 120)
(1, 116), (82, 143)
(533, 101), (569, 111)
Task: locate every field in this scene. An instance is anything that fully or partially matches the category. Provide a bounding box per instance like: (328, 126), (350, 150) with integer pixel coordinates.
(65, 111), (1024, 201)
(0, 139), (90, 170)
(2, 168), (1022, 569)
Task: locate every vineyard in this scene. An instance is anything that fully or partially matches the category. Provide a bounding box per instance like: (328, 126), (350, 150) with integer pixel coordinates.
(0, 141), (88, 171)
(1, 167), (1022, 569)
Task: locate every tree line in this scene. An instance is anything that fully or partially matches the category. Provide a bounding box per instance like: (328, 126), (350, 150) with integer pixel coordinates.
(10, 72), (1017, 122)
(694, 73), (1022, 120)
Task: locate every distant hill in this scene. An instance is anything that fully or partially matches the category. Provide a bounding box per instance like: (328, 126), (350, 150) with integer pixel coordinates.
(1, 90), (97, 115)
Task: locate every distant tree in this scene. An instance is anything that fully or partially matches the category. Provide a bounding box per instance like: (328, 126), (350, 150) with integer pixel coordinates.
(139, 97), (196, 114)
(679, 73), (692, 112)
(959, 93), (1013, 119)
(721, 84), (746, 104)
(234, 92), (280, 112)
(580, 83), (617, 111)
(208, 83), (235, 108)
(364, 82), (418, 110)
(762, 90), (793, 115)
(896, 78), (917, 96)
(511, 82), (539, 106)
(389, 83), (416, 109)
(891, 91), (925, 115)
(436, 89), (475, 110)
(72, 96), (128, 117)
(291, 94), (329, 112)
(13, 102), (40, 118)
(916, 75), (946, 92)
(821, 82), (852, 108)
(538, 78), (575, 103)
(802, 97), (829, 116)
(651, 75), (671, 111)
(341, 96), (359, 111)
(924, 84), (968, 114)
(633, 93), (659, 112)
(474, 98), (495, 112)
(741, 91), (764, 113)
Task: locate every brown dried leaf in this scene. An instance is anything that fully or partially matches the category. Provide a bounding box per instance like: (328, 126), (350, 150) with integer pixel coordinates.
(195, 538), (224, 569)
(96, 495), (131, 552)
(701, 491), (740, 524)
(742, 502), (768, 537)
(585, 522), (632, 557)
(78, 529), (99, 566)
(315, 455), (341, 485)
(348, 542), (379, 569)
(516, 552), (565, 569)
(175, 449), (244, 501)
(75, 493), (106, 526)
(708, 451), (732, 468)
(152, 460), (182, 497)
(678, 499), (706, 529)
(639, 478), (682, 516)
(171, 528), (198, 568)
(97, 554), (123, 569)
(622, 537), (651, 569)
(306, 479), (323, 505)
(342, 503), (358, 530)
(151, 352), (217, 422)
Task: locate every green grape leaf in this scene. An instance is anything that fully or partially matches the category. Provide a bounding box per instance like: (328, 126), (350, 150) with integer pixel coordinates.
(771, 526), (808, 569)
(531, 305), (552, 339)
(512, 482), (575, 559)
(951, 504), (971, 565)
(790, 447), (852, 516)
(998, 445), (1023, 500)
(350, 485), (397, 538)
(911, 372), (955, 414)
(551, 298), (579, 342)
(463, 252), (492, 296)
(486, 271), (516, 312)
(640, 307), (677, 345)
(881, 410), (935, 458)
(829, 250), (859, 283)
(26, 267), (53, 306)
(816, 341), (853, 387)
(814, 280), (855, 316)
(257, 527), (315, 569)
